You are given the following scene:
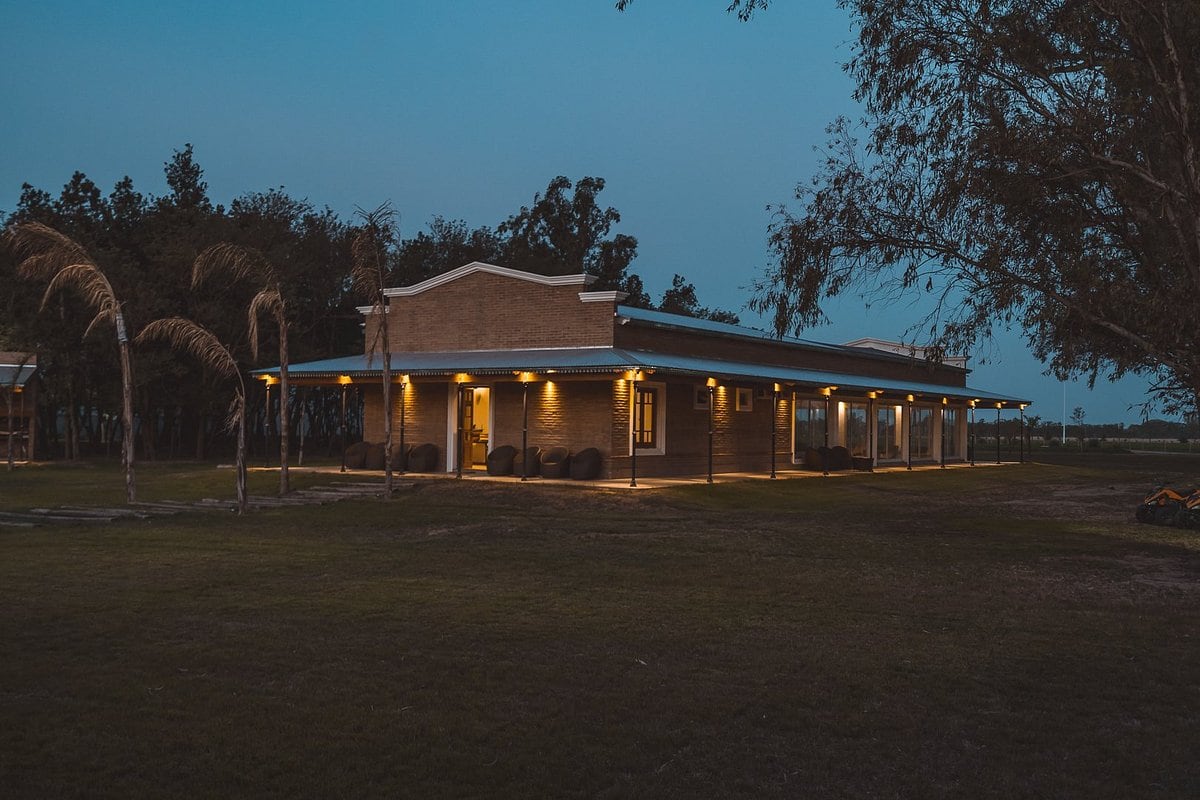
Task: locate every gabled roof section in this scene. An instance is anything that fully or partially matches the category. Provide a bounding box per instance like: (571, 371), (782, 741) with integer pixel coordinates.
(383, 262), (597, 298)
(615, 305), (969, 373)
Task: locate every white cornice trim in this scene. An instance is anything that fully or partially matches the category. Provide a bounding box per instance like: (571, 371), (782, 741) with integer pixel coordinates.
(578, 290), (628, 303)
(355, 305), (389, 315)
(383, 262), (596, 297)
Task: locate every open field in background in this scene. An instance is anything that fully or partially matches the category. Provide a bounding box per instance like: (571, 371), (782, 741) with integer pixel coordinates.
(2, 456), (1199, 798)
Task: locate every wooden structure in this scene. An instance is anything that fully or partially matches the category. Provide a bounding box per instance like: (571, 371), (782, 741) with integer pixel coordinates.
(0, 352), (38, 462)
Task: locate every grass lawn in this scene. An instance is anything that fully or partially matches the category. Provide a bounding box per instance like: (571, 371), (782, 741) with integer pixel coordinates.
(1, 458), (1199, 798)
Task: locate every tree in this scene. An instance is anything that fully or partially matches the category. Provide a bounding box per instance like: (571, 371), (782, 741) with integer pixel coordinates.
(390, 216), (502, 287)
(351, 204), (398, 493)
(615, 0), (768, 20)
(1071, 406), (1087, 450)
(137, 318), (249, 514)
(5, 222), (138, 502)
(193, 242), (293, 495)
(748, 1), (1200, 415)
(658, 274), (741, 324)
(498, 176), (651, 303)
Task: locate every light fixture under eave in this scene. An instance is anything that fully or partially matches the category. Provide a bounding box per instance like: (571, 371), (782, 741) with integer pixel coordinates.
(706, 377), (718, 388)
(517, 371), (537, 383)
(337, 375), (353, 385)
(260, 375), (278, 386)
(453, 373), (471, 384)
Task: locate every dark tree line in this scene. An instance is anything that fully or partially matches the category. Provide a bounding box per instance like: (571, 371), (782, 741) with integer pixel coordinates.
(1, 148), (737, 461)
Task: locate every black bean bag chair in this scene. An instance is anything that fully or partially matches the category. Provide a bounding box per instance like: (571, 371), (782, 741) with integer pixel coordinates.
(540, 446), (571, 479)
(569, 447), (602, 480)
(390, 443), (411, 471)
(512, 446), (542, 478)
(407, 443), (439, 473)
(344, 441), (369, 469)
(803, 447), (823, 470)
(364, 442), (387, 470)
(486, 445), (517, 476)
(829, 445), (853, 471)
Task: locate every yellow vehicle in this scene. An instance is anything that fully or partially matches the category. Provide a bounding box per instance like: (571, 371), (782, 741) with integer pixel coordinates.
(1135, 486), (1188, 524)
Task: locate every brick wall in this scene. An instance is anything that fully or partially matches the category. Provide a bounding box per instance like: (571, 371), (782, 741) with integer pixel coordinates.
(607, 380), (795, 478)
(366, 272), (616, 353)
(363, 380), (451, 471)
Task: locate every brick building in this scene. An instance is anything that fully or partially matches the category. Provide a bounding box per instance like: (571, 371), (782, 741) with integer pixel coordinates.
(267, 262), (1027, 479)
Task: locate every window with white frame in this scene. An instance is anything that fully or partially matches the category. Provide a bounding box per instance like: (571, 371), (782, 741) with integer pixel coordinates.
(630, 381), (667, 455)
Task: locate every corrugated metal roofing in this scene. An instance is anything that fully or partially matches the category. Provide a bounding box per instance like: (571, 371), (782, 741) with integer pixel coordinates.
(0, 363), (37, 389)
(258, 347), (1028, 404)
(614, 305), (943, 366)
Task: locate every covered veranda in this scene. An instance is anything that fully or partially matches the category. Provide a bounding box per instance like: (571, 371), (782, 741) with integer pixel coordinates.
(255, 347), (1030, 485)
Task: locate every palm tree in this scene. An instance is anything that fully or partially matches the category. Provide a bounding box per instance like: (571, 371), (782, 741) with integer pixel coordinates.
(137, 318), (249, 514)
(351, 204), (398, 493)
(193, 243), (291, 495)
(5, 222), (137, 502)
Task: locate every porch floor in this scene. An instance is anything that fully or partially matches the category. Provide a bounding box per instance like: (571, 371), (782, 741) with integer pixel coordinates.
(251, 460), (1017, 491)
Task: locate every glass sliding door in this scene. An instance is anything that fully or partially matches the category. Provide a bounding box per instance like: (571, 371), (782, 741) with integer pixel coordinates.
(877, 406), (901, 461)
(911, 407), (933, 459)
(943, 407), (959, 459)
(793, 398), (826, 460)
(845, 403), (869, 457)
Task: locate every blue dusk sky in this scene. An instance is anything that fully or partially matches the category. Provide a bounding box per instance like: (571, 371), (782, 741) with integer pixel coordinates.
(1, 0), (1161, 424)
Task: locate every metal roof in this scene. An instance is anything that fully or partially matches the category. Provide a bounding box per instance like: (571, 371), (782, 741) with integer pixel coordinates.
(257, 346), (1028, 405)
(613, 305), (963, 370)
(0, 362), (37, 389)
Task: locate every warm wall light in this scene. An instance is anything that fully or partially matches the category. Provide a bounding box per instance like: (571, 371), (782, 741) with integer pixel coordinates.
(1020, 403), (1027, 410)
(995, 402), (1003, 409)
(337, 375), (353, 385)
(518, 371), (537, 383)
(453, 373), (471, 384)
(968, 399), (976, 408)
(260, 375), (278, 386)
(706, 377), (718, 388)
(867, 391), (877, 400)
(942, 397), (948, 405)
(906, 394), (915, 402)
(773, 382), (782, 393)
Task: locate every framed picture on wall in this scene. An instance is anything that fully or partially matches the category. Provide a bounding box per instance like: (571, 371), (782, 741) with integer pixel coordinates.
(693, 385), (711, 410)
(736, 387), (753, 412)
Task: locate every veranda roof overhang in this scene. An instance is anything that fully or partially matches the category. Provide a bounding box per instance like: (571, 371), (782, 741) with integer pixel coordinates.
(254, 346), (1030, 407)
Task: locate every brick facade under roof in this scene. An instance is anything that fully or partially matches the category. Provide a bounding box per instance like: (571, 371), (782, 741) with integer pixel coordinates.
(270, 262), (1026, 479)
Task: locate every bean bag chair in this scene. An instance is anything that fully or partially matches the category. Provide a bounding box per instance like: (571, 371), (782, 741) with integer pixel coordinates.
(390, 443), (411, 471)
(803, 447), (823, 470)
(539, 446), (571, 479)
(364, 442), (387, 470)
(513, 446), (542, 478)
(407, 443), (439, 473)
(344, 441), (369, 469)
(569, 447), (602, 480)
(486, 445), (517, 476)
(829, 446), (853, 470)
